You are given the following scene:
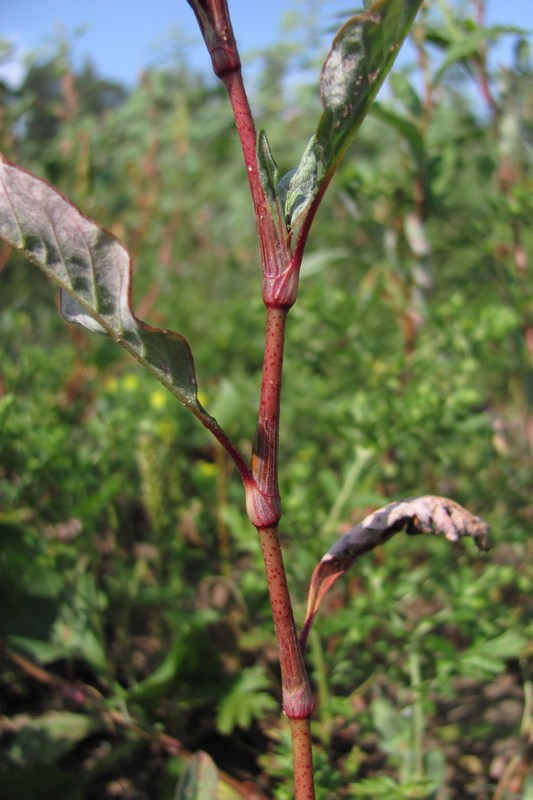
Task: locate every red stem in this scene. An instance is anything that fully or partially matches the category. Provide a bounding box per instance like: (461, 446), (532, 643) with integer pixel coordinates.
(188, 6), (315, 793)
(259, 526), (314, 720)
(250, 310), (314, 725)
(246, 307), (286, 526)
(222, 69), (297, 308)
(289, 718), (316, 800)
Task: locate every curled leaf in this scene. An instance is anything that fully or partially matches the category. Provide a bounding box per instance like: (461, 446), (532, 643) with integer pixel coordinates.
(301, 495), (489, 650)
(256, 129), (287, 243)
(277, 135), (325, 228)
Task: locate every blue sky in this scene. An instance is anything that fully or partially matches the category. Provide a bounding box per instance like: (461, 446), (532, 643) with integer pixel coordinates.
(1, 0), (531, 88)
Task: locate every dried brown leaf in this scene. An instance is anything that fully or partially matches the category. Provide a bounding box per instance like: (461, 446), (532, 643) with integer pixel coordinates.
(301, 495), (490, 649)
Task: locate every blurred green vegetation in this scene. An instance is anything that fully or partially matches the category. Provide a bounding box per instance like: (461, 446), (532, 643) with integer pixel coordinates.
(0, 2), (532, 799)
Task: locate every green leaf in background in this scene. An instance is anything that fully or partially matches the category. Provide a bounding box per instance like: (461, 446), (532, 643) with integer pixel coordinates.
(433, 25), (526, 82)
(459, 630), (529, 678)
(216, 665), (278, 735)
(0, 157), (213, 426)
(282, 0), (423, 231)
(370, 102), (425, 162)
(6, 711), (103, 767)
(175, 751), (218, 800)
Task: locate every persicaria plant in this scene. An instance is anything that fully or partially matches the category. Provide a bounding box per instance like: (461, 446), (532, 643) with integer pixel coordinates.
(0, 0), (491, 797)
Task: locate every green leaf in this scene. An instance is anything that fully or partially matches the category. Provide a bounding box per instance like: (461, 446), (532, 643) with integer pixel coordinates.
(388, 71), (423, 116)
(0, 157), (212, 425)
(256, 129), (287, 240)
(370, 102), (425, 161)
(434, 25), (526, 82)
(6, 711), (102, 767)
(257, 129), (279, 208)
(216, 665), (277, 735)
(175, 752), (218, 800)
(459, 631), (529, 677)
(278, 135), (324, 227)
(127, 611), (219, 704)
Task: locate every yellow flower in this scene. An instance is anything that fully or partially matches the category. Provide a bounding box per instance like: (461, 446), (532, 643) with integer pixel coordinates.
(149, 390), (167, 410)
(123, 374), (139, 392)
(198, 461), (219, 478)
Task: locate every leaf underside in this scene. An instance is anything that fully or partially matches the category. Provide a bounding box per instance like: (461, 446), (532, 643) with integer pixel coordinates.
(301, 495), (490, 649)
(0, 156), (213, 424)
(277, 0), (423, 230)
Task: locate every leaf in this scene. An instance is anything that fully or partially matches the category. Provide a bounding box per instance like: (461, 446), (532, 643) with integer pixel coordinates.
(388, 71), (423, 117)
(216, 665), (277, 735)
(256, 129), (279, 209)
(0, 157), (213, 426)
(175, 752), (218, 800)
(318, 0), (422, 164)
(370, 102), (425, 162)
(434, 25), (526, 82)
(301, 495), (489, 649)
(284, 0), (423, 232)
(459, 631), (528, 678)
(256, 129), (287, 243)
(6, 711), (102, 767)
(278, 135), (324, 227)
(127, 611), (219, 704)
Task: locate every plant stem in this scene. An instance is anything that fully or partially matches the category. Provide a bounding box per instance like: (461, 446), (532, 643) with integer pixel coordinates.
(222, 69), (296, 308)
(259, 525), (314, 720)
(248, 307), (286, 524)
(289, 717), (316, 800)
(191, 8), (315, 790)
(253, 307), (315, 797)
(251, 308), (314, 725)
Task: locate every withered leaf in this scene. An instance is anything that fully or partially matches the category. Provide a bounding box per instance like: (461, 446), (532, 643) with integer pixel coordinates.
(301, 495), (489, 649)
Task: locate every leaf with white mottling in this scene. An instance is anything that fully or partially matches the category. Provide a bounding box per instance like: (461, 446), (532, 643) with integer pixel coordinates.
(282, 0), (423, 232)
(0, 156), (216, 426)
(300, 495), (490, 649)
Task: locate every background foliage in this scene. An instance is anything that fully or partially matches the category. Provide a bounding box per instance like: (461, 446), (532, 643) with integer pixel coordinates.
(0, 2), (532, 798)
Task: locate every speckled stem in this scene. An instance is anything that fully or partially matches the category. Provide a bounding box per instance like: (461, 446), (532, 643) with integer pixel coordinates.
(189, 6), (315, 790)
(248, 309), (314, 718)
(289, 717), (316, 800)
(259, 525), (314, 720)
(245, 307), (286, 526)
